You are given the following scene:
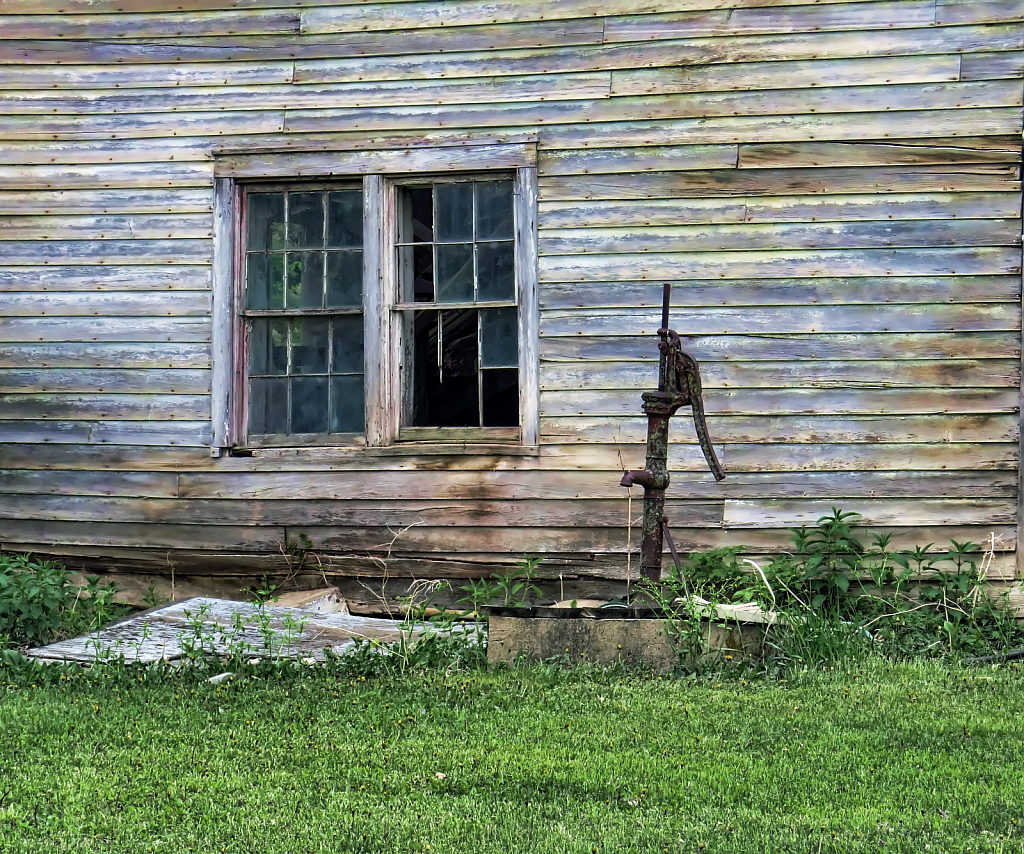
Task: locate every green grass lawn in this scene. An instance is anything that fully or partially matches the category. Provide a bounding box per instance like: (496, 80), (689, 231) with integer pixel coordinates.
(1, 660), (1022, 853)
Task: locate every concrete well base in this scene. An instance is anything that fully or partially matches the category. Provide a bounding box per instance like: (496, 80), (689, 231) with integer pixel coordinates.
(485, 608), (766, 670)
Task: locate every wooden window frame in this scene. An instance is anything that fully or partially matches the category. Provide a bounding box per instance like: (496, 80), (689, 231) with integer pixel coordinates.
(210, 144), (539, 455)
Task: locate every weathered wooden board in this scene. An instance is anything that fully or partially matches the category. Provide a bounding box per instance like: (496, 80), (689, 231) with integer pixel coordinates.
(737, 140), (1023, 169)
(0, 393), (209, 420)
(0, 110), (286, 141)
(0, 265), (211, 293)
(2, 74), (612, 116)
(0, 162), (214, 189)
(301, 0), (933, 37)
(296, 46), (961, 90)
(132, 469), (1024, 502)
(0, 60), (295, 90)
(540, 359), (1021, 391)
(541, 387), (1020, 417)
(0, 11), (302, 40)
(541, 109), (1024, 151)
(540, 277), (1022, 310)
(0, 343), (211, 369)
(540, 166), (1022, 202)
(0, 494), (723, 528)
(0, 291), (210, 317)
(0, 369), (210, 394)
(539, 220), (1022, 256)
(539, 194), (1024, 229)
(0, 189), (213, 215)
(961, 51), (1024, 81)
(539, 332), (1021, 363)
(539, 248), (1022, 282)
(540, 414), (1020, 445)
(0, 419), (211, 446)
(541, 304), (1021, 337)
(0, 318), (211, 343)
(722, 498), (1017, 528)
(0, 20), (606, 64)
(283, 81), (1024, 136)
(935, 0), (1024, 26)
(0, 470), (179, 498)
(0, 214), (213, 241)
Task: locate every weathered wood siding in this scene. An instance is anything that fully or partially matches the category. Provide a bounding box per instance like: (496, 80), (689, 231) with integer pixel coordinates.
(0, 0), (1022, 591)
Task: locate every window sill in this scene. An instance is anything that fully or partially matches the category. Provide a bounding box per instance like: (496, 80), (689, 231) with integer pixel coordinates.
(229, 442), (540, 459)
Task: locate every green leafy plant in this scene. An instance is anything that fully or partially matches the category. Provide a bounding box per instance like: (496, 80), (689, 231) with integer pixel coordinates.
(457, 555), (543, 611)
(0, 552), (127, 649)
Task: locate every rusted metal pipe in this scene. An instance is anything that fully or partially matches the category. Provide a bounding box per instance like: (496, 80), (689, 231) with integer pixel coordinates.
(621, 283), (726, 582)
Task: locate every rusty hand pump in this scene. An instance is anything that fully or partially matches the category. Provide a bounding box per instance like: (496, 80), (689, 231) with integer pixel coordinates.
(620, 283), (726, 582)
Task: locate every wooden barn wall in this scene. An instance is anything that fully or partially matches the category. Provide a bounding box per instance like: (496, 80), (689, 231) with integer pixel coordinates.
(0, 0), (1022, 595)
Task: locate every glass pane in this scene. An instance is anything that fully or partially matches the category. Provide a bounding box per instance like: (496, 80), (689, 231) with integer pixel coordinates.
(398, 244), (434, 302)
(246, 193), (284, 251)
(476, 180), (514, 240)
(331, 315), (364, 374)
(480, 307), (518, 368)
(327, 190), (362, 248)
(286, 192), (324, 249)
(410, 308), (478, 427)
(326, 250), (362, 308)
(477, 241), (515, 301)
(436, 243), (473, 302)
(290, 317), (329, 374)
(482, 368), (518, 427)
(286, 251), (324, 310)
(435, 183), (473, 242)
(290, 376), (328, 433)
(249, 377), (287, 434)
(248, 318), (288, 376)
(330, 375), (364, 433)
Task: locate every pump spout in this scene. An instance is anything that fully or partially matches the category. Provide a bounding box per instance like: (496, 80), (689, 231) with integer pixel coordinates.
(620, 469), (660, 489)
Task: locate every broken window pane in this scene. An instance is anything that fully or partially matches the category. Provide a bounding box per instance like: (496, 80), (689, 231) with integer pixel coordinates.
(482, 368), (518, 427)
(398, 244), (434, 302)
(410, 309), (479, 427)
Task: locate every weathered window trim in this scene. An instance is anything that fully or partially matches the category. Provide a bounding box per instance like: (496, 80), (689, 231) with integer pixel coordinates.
(210, 145), (539, 454)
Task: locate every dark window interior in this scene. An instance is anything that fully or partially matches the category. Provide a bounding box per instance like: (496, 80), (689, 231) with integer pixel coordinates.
(397, 179), (519, 429)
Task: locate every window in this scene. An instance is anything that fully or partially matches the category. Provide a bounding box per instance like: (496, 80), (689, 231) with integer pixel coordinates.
(395, 178), (519, 436)
(242, 186), (365, 441)
(210, 146), (539, 453)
